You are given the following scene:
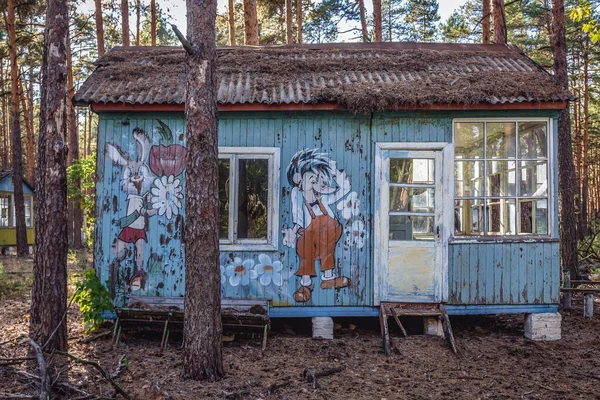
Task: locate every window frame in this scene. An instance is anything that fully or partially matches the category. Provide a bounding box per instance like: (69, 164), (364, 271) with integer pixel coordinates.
(452, 118), (555, 240)
(0, 193), (11, 228)
(218, 147), (280, 251)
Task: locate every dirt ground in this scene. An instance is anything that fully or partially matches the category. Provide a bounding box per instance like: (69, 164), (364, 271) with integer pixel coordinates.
(1, 254), (600, 400)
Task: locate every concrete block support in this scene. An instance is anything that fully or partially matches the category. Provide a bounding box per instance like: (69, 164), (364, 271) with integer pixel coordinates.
(423, 317), (445, 338)
(524, 312), (561, 341)
(312, 317), (334, 339)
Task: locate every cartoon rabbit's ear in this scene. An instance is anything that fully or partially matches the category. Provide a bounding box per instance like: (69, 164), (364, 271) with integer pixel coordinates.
(105, 143), (130, 167)
(132, 128), (151, 163)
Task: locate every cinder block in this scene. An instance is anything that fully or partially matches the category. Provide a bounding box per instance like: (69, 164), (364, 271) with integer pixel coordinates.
(524, 312), (561, 341)
(423, 317), (445, 338)
(312, 317), (334, 339)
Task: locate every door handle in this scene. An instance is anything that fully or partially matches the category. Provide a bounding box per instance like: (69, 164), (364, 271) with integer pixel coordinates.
(436, 225), (441, 240)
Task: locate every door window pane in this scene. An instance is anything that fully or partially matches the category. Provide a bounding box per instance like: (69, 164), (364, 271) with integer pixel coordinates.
(487, 122), (516, 159)
(455, 122), (484, 159)
(389, 215), (434, 241)
(389, 188), (434, 213)
(390, 158), (434, 184)
(236, 159), (269, 240)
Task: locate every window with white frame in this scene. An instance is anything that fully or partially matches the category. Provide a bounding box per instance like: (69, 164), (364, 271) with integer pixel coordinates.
(454, 120), (549, 236)
(24, 196), (33, 228)
(218, 147), (280, 249)
(0, 195), (10, 227)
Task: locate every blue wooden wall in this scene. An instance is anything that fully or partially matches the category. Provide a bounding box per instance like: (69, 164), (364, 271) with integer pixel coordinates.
(95, 110), (560, 310)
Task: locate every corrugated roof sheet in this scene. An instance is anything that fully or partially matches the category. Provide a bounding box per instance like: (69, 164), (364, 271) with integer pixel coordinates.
(74, 42), (574, 112)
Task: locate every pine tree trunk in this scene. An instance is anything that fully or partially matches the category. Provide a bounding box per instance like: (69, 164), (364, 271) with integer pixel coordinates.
(183, 0), (224, 381)
(30, 0), (69, 353)
(7, 0), (29, 257)
(373, 0), (382, 42)
(95, 0), (105, 56)
(296, 0), (302, 43)
(228, 0), (236, 45)
(122, 0), (130, 46)
(551, 0), (579, 280)
(243, 0), (259, 45)
(18, 71), (35, 184)
(482, 0), (491, 43)
(136, 0), (141, 45)
(581, 38), (590, 236)
(151, 0), (157, 46)
(358, 0), (369, 42)
(1, 61), (8, 170)
(285, 0), (293, 43)
(492, 0), (506, 44)
(66, 32), (83, 249)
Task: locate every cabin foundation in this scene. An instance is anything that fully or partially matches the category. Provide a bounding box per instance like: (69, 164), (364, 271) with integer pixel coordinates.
(524, 312), (561, 341)
(312, 317), (334, 339)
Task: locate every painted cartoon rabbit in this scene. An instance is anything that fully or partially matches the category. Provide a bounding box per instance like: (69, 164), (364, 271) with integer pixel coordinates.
(106, 128), (157, 290)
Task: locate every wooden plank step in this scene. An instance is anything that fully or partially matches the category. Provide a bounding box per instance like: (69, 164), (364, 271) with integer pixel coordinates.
(390, 310), (442, 317)
(560, 288), (600, 293)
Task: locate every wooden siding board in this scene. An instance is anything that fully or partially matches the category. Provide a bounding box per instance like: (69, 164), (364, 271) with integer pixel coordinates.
(502, 243), (511, 303)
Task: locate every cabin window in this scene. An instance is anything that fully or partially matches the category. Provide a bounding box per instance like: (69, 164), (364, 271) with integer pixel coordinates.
(24, 197), (33, 228)
(454, 120), (549, 236)
(218, 147), (280, 250)
(0, 195), (10, 227)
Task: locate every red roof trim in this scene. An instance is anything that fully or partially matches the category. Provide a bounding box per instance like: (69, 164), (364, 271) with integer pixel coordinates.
(90, 101), (567, 113)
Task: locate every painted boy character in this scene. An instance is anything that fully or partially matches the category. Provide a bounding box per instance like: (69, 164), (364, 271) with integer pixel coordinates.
(283, 149), (352, 302)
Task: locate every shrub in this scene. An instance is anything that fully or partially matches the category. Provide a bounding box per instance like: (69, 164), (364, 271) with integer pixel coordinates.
(72, 262), (114, 333)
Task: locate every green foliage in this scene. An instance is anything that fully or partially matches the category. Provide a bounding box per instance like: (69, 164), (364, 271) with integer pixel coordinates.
(67, 153), (97, 248)
(0, 263), (31, 300)
(571, 2), (600, 42)
(72, 262), (114, 333)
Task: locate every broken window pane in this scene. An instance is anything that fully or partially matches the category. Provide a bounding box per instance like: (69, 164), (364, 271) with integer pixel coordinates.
(237, 158), (269, 240)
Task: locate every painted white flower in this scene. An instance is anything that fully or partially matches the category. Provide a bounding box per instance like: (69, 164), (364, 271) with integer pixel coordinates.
(255, 254), (283, 286)
(337, 191), (361, 220)
(225, 258), (257, 287)
(344, 220), (366, 249)
(151, 175), (183, 220)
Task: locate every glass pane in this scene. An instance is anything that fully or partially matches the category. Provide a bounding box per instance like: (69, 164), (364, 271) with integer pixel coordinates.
(390, 158), (434, 184)
(487, 122), (516, 159)
(0, 195), (9, 227)
(519, 161), (547, 197)
(455, 122), (484, 159)
(486, 198), (516, 235)
(519, 122), (547, 159)
(454, 199), (484, 235)
(519, 199), (548, 234)
(389, 215), (434, 241)
(486, 161), (516, 197)
(389, 188), (434, 213)
(218, 159), (230, 239)
(237, 158), (269, 240)
(24, 197), (32, 228)
(455, 161), (484, 197)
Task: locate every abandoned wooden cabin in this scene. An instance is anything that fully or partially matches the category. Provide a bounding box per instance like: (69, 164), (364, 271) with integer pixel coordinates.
(0, 170), (34, 253)
(74, 42), (573, 340)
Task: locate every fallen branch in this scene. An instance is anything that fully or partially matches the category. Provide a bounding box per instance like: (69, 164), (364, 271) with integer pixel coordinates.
(27, 339), (50, 400)
(303, 366), (345, 389)
(81, 330), (111, 344)
(0, 393), (36, 399)
(0, 357), (35, 365)
(0, 334), (26, 347)
(265, 378), (292, 397)
(55, 351), (132, 400)
(111, 355), (129, 379)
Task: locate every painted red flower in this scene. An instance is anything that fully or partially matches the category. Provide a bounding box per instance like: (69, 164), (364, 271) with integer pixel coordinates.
(149, 144), (187, 177)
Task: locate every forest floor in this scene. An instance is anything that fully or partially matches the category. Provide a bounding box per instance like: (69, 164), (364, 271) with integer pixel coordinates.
(1, 253), (600, 400)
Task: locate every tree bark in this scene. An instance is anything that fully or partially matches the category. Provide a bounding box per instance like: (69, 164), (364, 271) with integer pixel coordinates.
(183, 0), (223, 381)
(358, 0), (369, 42)
(66, 32), (83, 249)
(580, 38), (589, 236)
(122, 0), (130, 46)
(30, 0), (69, 352)
(285, 0), (293, 43)
(18, 70), (35, 185)
(1, 61), (8, 170)
(296, 0), (302, 43)
(7, 0), (29, 257)
(136, 0), (141, 45)
(482, 0), (491, 44)
(228, 0), (236, 45)
(551, 0), (579, 280)
(95, 0), (105, 56)
(492, 0), (506, 44)
(373, 0), (382, 42)
(243, 0), (259, 45)
(151, 0), (157, 46)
